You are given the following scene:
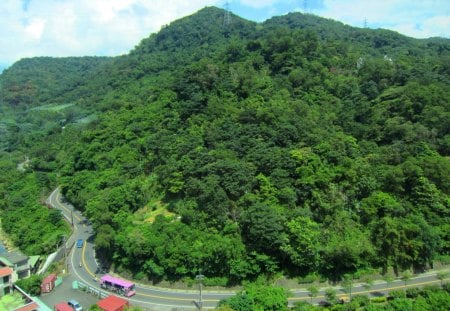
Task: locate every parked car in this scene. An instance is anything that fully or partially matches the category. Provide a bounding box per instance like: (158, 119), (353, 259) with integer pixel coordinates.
(76, 239), (83, 248)
(68, 300), (82, 311)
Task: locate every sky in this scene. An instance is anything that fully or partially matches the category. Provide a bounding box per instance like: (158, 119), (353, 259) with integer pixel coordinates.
(0, 0), (449, 71)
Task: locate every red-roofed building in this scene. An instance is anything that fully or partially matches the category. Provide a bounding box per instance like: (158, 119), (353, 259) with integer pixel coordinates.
(54, 302), (74, 311)
(0, 266), (13, 296)
(97, 295), (129, 311)
(14, 302), (39, 311)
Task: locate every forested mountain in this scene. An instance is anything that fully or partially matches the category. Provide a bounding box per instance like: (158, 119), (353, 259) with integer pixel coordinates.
(0, 7), (449, 284)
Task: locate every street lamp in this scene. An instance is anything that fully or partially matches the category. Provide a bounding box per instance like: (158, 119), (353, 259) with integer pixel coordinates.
(195, 271), (205, 310)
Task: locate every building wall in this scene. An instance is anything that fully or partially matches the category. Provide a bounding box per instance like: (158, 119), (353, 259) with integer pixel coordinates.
(0, 273), (13, 296)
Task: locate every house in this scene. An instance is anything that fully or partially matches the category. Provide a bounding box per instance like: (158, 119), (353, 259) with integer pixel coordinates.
(0, 266), (13, 296)
(0, 285), (40, 311)
(54, 302), (73, 311)
(97, 295), (129, 311)
(0, 251), (31, 281)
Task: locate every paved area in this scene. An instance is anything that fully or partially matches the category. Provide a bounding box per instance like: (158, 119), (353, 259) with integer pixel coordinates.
(40, 274), (100, 310)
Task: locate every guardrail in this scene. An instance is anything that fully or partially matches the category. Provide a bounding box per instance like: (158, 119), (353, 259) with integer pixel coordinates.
(75, 280), (109, 299)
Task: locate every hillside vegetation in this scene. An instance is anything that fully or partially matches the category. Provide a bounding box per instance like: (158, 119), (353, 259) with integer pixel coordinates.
(0, 7), (449, 284)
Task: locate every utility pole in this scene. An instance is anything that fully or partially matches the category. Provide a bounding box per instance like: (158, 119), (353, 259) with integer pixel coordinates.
(63, 235), (66, 258)
(364, 17), (368, 28)
(195, 271), (205, 310)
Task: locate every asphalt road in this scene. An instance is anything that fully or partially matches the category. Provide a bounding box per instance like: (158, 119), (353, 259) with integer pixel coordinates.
(47, 188), (233, 310)
(47, 188), (449, 310)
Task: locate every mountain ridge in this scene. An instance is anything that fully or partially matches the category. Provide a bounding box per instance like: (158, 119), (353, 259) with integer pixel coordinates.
(0, 6), (448, 286)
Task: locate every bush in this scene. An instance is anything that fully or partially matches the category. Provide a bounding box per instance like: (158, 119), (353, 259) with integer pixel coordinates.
(292, 301), (318, 311)
(389, 290), (406, 299)
(203, 276), (229, 287)
(405, 287), (421, 298)
(443, 282), (450, 293)
(351, 294), (370, 307)
(15, 274), (43, 296)
(371, 296), (386, 304)
(298, 273), (319, 284)
(183, 277), (195, 288)
(133, 271), (145, 281)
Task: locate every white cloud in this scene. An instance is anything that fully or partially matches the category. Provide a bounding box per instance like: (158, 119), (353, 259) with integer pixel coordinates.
(0, 0), (448, 68)
(240, 0), (279, 9)
(317, 0), (450, 38)
(0, 0), (221, 66)
(23, 17), (46, 41)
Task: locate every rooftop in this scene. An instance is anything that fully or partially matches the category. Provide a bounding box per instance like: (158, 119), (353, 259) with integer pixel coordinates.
(0, 292), (27, 311)
(0, 266), (13, 277)
(97, 295), (128, 311)
(1, 251), (29, 264)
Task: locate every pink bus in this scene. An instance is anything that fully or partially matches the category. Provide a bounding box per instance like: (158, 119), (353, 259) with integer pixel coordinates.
(100, 274), (136, 297)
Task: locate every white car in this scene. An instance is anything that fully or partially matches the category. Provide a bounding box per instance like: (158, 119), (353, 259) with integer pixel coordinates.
(68, 300), (82, 311)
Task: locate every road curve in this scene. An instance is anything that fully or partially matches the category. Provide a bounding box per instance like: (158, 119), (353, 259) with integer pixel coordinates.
(47, 187), (234, 310)
(47, 188), (449, 309)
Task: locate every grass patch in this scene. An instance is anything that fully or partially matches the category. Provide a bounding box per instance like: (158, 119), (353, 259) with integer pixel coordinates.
(134, 200), (176, 223)
(0, 292), (26, 311)
(29, 103), (75, 112)
(75, 114), (97, 124)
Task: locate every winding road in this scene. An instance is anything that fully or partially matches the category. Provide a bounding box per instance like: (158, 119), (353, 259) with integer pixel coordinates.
(47, 188), (233, 310)
(47, 188), (449, 310)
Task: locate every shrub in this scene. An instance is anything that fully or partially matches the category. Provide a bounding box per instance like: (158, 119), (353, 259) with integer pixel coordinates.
(133, 271), (145, 280)
(405, 287), (421, 298)
(389, 290), (406, 299)
(371, 296), (387, 304)
(203, 276), (229, 287)
(15, 274), (43, 296)
(298, 273), (319, 284)
(351, 294), (370, 307)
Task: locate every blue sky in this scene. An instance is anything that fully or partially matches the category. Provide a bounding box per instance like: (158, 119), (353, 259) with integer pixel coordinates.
(0, 0), (449, 71)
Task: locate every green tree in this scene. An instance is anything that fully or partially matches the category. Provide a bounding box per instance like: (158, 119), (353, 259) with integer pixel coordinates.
(341, 274), (354, 300)
(362, 278), (374, 294)
(218, 292), (254, 311)
(245, 280), (289, 311)
(239, 202), (286, 256)
(401, 271), (412, 289)
(306, 285), (319, 303)
(325, 288), (337, 305)
(15, 274), (43, 296)
(281, 216), (321, 272)
(321, 212), (374, 278)
(383, 273), (395, 294)
(436, 270), (448, 288)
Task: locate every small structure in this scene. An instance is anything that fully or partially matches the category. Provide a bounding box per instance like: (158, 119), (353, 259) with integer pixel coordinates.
(41, 273), (57, 293)
(1, 284), (40, 311)
(54, 303), (73, 311)
(28, 255), (41, 274)
(0, 251), (31, 281)
(97, 295), (129, 311)
(0, 267), (13, 296)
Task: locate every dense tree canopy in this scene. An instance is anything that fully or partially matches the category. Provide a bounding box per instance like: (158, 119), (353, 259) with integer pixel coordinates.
(0, 6), (449, 283)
